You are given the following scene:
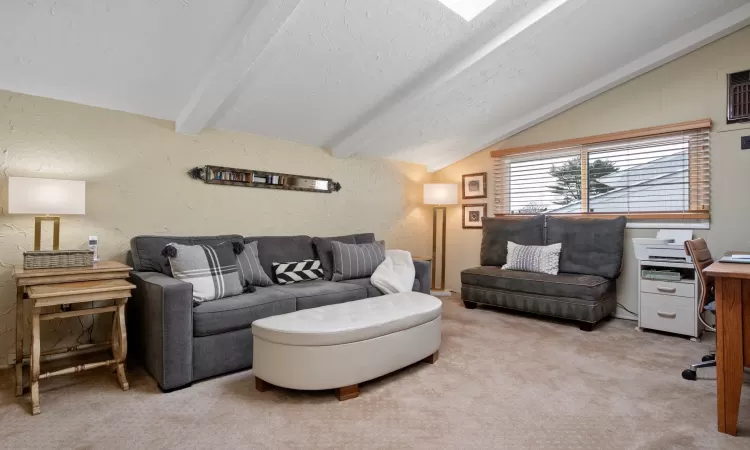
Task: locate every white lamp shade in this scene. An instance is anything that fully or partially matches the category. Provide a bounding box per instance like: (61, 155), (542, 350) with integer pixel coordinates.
(8, 177), (86, 215)
(424, 183), (458, 205)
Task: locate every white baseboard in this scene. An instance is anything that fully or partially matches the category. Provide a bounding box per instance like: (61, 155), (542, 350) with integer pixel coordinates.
(613, 313), (638, 322)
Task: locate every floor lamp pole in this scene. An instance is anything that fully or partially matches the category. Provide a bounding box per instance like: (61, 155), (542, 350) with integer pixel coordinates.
(431, 206), (447, 293)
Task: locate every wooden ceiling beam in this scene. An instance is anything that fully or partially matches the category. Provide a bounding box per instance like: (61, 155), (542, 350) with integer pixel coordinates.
(327, 0), (572, 158)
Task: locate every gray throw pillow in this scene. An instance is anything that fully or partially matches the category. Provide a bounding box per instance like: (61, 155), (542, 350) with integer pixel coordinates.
(331, 240), (386, 281)
(313, 233), (375, 280)
(163, 241), (244, 304)
(237, 241), (274, 287)
(502, 241), (561, 275)
(480, 215), (545, 266)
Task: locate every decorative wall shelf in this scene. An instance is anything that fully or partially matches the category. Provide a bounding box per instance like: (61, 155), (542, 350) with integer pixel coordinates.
(188, 165), (341, 194)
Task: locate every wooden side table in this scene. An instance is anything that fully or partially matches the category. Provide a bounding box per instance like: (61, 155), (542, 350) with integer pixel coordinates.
(14, 261), (134, 415)
(703, 260), (750, 436)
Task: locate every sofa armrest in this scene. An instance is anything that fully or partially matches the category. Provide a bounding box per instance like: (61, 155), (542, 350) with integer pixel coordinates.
(128, 271), (193, 391)
(413, 260), (431, 295)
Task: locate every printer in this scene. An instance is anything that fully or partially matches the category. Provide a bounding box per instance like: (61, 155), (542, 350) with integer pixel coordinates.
(633, 229), (693, 263)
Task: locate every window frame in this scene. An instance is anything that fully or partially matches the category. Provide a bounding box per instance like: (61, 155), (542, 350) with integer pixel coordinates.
(491, 119), (711, 220)
(727, 70), (750, 125)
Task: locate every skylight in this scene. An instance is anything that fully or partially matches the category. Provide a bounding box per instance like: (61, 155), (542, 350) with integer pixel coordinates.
(437, 0), (498, 21)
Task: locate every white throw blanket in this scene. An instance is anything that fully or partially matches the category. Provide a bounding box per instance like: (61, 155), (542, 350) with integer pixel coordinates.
(371, 249), (415, 294)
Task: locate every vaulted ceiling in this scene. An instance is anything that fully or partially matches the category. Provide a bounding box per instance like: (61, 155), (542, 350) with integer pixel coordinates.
(2, 0), (750, 171)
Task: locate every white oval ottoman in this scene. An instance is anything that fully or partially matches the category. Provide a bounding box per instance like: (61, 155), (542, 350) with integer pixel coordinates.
(251, 291), (441, 400)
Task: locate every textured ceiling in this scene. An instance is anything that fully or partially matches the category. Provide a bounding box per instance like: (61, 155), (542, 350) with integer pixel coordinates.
(2, 0), (750, 171)
(0, 0), (251, 121)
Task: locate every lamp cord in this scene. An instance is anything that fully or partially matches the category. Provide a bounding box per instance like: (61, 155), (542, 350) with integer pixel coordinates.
(617, 302), (638, 317)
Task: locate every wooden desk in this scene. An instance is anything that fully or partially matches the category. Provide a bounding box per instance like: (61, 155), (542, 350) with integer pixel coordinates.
(703, 261), (750, 435)
(14, 262), (133, 415)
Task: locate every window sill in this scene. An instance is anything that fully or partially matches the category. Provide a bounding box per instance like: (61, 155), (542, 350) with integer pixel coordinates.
(493, 212), (711, 230)
(494, 212), (710, 220)
(625, 221), (709, 230)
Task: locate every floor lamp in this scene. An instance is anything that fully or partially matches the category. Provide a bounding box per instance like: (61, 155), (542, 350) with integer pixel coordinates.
(423, 183), (457, 296)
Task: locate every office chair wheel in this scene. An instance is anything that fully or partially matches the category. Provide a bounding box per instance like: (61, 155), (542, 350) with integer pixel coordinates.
(682, 369), (697, 381)
(701, 354), (715, 362)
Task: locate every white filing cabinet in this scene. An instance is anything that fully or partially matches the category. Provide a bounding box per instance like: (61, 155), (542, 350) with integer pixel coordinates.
(637, 260), (702, 339)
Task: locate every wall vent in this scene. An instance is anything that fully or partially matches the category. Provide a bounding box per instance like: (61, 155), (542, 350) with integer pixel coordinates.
(728, 70), (750, 124)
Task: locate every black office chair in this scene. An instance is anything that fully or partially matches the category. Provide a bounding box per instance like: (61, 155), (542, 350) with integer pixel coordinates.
(681, 238), (716, 381)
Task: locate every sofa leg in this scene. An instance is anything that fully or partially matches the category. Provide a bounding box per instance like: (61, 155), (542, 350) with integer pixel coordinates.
(463, 301), (478, 309)
(159, 382), (192, 393)
(579, 322), (595, 332)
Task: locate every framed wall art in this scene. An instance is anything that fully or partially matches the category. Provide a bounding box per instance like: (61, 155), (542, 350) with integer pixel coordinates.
(462, 203), (487, 229)
(462, 172), (487, 199)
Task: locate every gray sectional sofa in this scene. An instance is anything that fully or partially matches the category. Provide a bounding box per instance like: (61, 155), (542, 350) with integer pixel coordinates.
(126, 233), (431, 391)
(461, 215), (626, 331)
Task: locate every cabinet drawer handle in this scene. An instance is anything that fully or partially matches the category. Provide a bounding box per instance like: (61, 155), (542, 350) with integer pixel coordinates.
(657, 311), (677, 319)
(656, 286), (677, 293)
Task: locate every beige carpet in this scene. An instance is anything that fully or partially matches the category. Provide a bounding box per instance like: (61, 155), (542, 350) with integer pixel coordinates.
(1, 295), (749, 449)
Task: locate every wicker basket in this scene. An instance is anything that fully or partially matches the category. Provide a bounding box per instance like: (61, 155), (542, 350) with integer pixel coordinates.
(23, 250), (95, 269)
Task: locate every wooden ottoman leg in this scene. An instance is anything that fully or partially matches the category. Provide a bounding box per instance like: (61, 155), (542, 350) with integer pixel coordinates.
(335, 384), (359, 401)
(255, 377), (270, 392)
(30, 310), (41, 415)
(422, 350), (439, 364)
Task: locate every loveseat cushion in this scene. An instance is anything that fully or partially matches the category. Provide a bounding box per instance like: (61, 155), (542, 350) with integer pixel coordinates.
(480, 216), (545, 266)
(545, 216), (626, 279)
(461, 266), (613, 302)
(271, 280), (367, 310)
(461, 284), (615, 324)
(244, 235), (315, 283)
(313, 233), (375, 280)
(130, 235), (243, 275)
(339, 277), (420, 297)
(192, 287), (296, 337)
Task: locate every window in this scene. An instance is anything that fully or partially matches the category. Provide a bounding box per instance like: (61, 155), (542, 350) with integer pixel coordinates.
(436, 0), (497, 21)
(728, 70), (750, 124)
(492, 120), (711, 219)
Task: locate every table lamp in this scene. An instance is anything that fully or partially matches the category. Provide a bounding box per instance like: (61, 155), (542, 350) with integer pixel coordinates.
(424, 183), (458, 295)
(8, 177), (86, 250)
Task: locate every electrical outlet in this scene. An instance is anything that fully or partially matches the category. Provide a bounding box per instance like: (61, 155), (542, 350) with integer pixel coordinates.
(742, 135), (750, 150)
(6, 352), (16, 366)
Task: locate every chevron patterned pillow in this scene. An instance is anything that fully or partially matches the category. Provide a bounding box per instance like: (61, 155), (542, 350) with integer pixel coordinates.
(272, 259), (324, 284)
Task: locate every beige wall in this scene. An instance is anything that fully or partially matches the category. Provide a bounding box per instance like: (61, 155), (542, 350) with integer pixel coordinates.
(0, 91), (431, 360)
(434, 26), (750, 319)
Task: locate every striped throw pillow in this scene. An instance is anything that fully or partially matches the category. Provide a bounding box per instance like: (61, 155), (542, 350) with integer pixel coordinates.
(273, 259), (324, 284)
(331, 240), (386, 281)
(164, 242), (244, 304)
(237, 241), (273, 287)
(501, 241), (561, 275)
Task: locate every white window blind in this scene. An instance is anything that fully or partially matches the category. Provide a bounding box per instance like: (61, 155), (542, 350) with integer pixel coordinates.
(493, 128), (710, 218)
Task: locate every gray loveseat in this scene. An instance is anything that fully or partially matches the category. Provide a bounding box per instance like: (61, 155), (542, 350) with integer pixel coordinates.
(461, 215), (626, 331)
(126, 233), (431, 391)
